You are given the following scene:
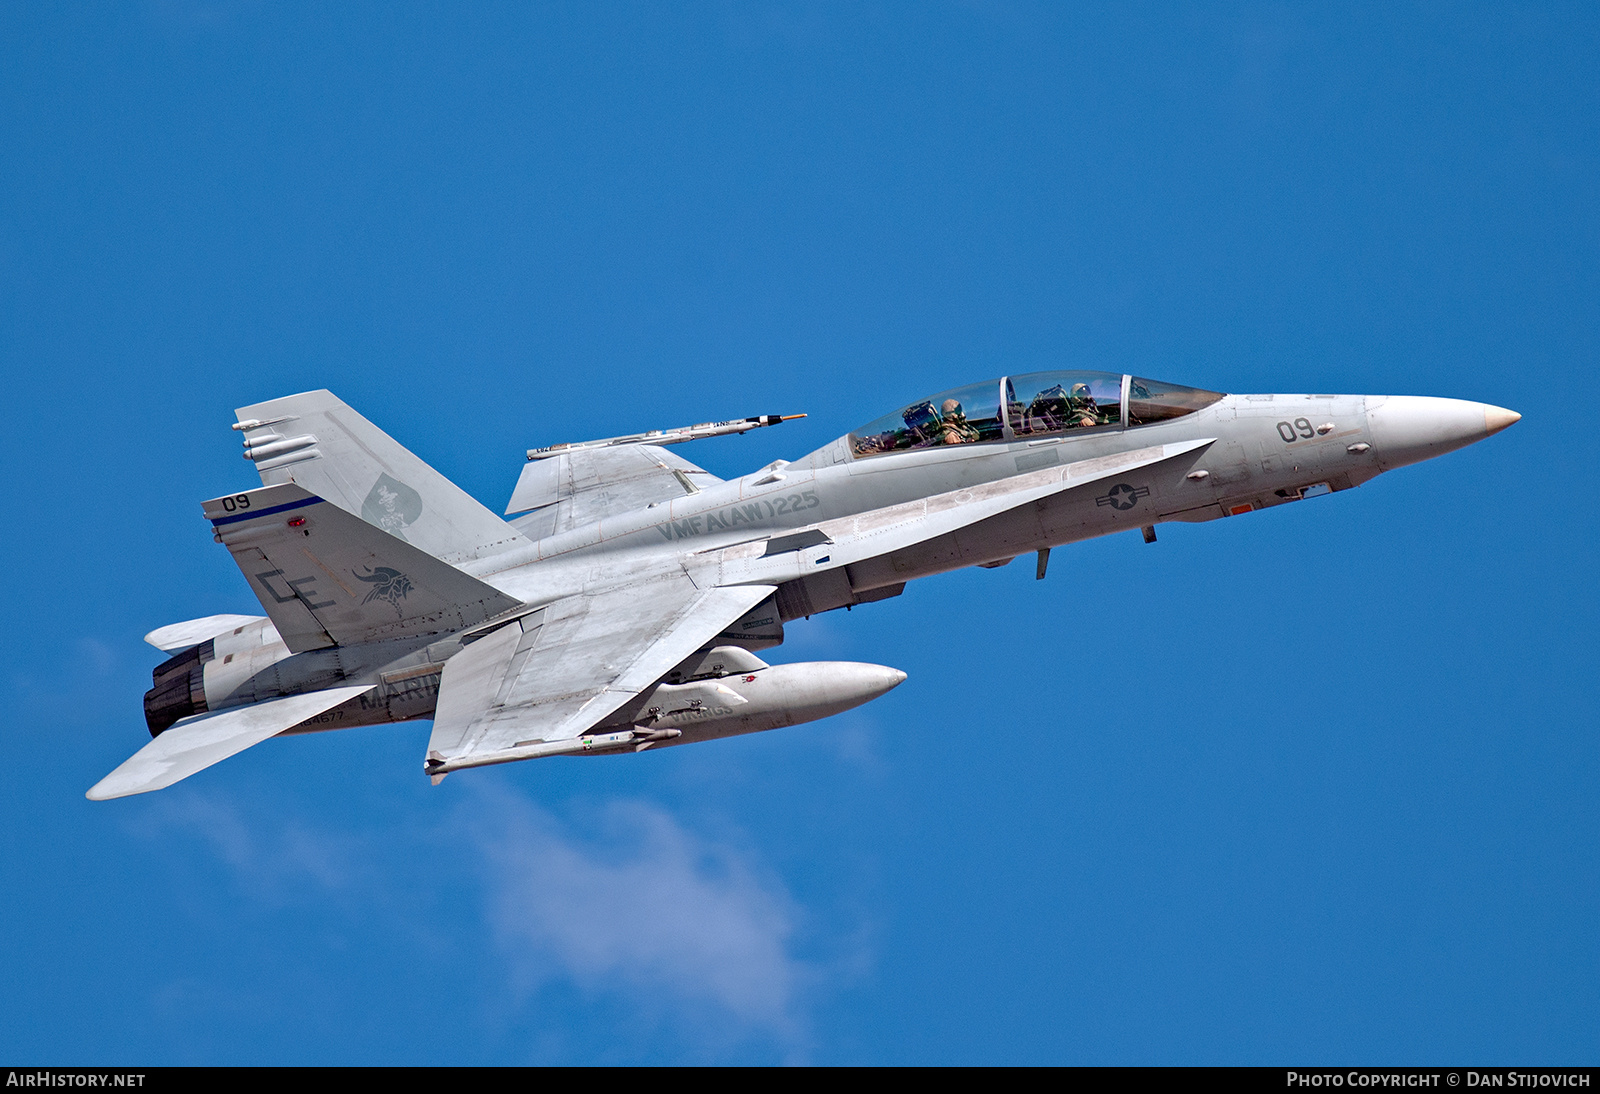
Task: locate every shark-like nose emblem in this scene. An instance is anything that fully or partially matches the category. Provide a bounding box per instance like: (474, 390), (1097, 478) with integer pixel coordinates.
(1365, 396), (1520, 471)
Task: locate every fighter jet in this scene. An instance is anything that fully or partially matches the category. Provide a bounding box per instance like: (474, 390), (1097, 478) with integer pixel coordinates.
(89, 374), (1519, 800)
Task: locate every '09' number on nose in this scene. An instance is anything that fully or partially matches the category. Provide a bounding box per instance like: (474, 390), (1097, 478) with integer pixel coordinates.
(1276, 418), (1314, 443)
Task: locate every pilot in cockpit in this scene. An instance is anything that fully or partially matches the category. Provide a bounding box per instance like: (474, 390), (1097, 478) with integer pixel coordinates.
(1065, 383), (1100, 427)
(939, 399), (980, 445)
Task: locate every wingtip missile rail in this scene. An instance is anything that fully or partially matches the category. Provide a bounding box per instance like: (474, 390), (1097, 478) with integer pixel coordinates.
(527, 414), (806, 461)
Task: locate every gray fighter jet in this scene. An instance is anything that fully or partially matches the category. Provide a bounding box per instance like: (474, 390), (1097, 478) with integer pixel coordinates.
(90, 374), (1519, 799)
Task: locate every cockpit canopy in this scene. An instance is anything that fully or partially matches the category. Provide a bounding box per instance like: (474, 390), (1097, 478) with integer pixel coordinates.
(848, 371), (1225, 458)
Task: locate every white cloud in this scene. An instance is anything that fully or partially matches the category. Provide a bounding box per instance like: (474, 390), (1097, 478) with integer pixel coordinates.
(132, 792), (361, 902)
(467, 787), (808, 1044)
(135, 783), (817, 1054)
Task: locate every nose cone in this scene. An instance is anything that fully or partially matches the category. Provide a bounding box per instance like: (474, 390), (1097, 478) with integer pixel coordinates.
(1365, 396), (1520, 471)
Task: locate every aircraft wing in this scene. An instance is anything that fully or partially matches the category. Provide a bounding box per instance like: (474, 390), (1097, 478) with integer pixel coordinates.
(87, 685), (375, 800)
(711, 438), (1217, 586)
(425, 573), (775, 775)
(505, 445), (723, 532)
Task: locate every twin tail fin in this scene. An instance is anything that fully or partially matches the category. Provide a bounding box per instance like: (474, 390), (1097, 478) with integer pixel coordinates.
(205, 483), (522, 653)
(234, 390), (529, 566)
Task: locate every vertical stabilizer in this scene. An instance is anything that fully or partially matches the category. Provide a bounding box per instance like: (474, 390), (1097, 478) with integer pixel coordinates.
(204, 482), (523, 652)
(234, 391), (529, 566)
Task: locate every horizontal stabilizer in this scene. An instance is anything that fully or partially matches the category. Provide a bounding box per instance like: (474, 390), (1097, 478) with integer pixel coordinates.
(87, 686), (374, 800)
(144, 614), (267, 652)
(205, 483), (522, 653)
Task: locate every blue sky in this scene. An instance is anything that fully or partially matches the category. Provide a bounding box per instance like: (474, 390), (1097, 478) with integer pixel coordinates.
(1, 2), (1595, 1064)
